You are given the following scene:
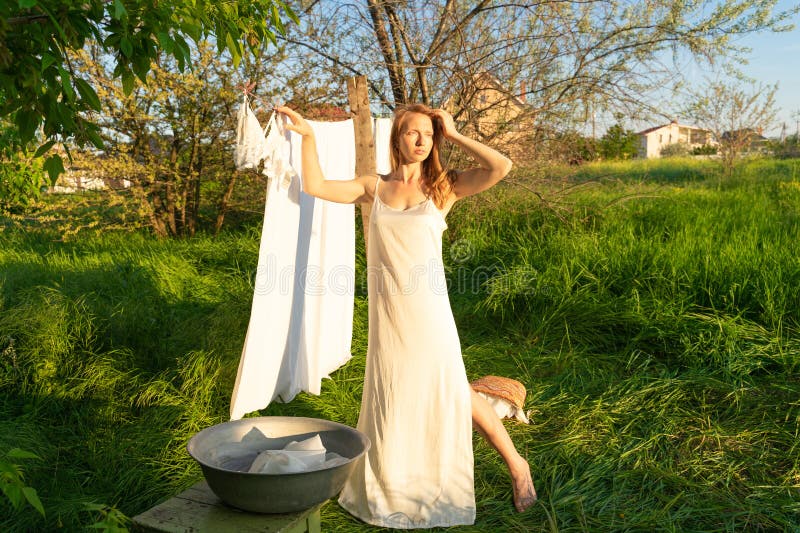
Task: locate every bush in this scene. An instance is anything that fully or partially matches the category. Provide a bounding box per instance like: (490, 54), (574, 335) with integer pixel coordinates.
(769, 136), (800, 159)
(0, 153), (46, 212)
(660, 142), (690, 157)
(691, 144), (718, 155)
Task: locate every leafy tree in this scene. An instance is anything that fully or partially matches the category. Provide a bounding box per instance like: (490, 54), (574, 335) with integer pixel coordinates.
(598, 124), (638, 160)
(0, 0), (296, 193)
(71, 41), (255, 237)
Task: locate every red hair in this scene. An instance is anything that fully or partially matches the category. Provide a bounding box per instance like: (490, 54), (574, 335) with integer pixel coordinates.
(389, 104), (457, 209)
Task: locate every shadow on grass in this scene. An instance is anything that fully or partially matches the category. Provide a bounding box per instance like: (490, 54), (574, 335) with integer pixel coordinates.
(0, 232), (333, 529)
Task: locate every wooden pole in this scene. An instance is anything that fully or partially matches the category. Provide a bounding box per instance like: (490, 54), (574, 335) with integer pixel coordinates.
(347, 75), (375, 252)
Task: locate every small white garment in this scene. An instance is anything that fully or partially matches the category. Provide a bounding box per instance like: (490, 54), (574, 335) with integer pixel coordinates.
(263, 112), (298, 190)
(208, 427), (283, 471)
(234, 97), (296, 189)
(248, 434), (349, 474)
(476, 391), (531, 424)
(234, 95), (270, 170)
(230, 96), (392, 420)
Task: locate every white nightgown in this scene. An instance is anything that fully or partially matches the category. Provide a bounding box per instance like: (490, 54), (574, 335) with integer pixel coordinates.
(338, 177), (476, 529)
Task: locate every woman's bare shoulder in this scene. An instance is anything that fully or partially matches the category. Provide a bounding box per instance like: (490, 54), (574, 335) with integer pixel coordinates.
(355, 173), (382, 203)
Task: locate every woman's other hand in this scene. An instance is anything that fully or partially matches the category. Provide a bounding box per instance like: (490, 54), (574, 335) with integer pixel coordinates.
(432, 108), (459, 140)
(276, 106), (314, 137)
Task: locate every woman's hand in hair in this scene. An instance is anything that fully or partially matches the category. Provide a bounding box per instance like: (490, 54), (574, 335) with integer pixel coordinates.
(432, 109), (459, 140)
(276, 106), (314, 138)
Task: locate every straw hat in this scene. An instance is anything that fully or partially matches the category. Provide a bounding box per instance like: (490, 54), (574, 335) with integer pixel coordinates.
(470, 375), (526, 410)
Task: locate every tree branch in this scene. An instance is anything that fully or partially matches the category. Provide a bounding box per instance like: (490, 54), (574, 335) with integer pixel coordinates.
(7, 14), (50, 25)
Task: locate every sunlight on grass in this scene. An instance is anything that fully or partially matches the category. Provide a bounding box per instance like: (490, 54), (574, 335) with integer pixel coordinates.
(1, 158), (799, 530)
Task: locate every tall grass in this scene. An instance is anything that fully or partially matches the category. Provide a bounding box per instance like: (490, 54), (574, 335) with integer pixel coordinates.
(1, 158), (798, 531)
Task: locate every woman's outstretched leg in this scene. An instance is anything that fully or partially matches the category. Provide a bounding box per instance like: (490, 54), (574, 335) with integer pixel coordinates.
(470, 388), (537, 512)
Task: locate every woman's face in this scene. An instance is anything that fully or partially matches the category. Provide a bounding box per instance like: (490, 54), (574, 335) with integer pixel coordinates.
(397, 112), (434, 164)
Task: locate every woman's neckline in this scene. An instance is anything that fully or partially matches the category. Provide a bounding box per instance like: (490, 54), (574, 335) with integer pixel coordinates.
(375, 174), (431, 211)
(376, 192), (430, 212)
(374, 175), (448, 219)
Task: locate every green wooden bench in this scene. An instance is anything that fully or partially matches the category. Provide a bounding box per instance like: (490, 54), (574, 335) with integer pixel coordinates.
(131, 480), (325, 533)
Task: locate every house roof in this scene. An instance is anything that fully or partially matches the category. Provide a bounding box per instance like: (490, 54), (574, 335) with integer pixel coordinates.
(637, 124), (669, 136)
(636, 121), (708, 136)
(721, 128), (768, 141)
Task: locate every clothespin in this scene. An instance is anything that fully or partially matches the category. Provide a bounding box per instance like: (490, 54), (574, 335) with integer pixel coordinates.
(240, 80), (256, 96)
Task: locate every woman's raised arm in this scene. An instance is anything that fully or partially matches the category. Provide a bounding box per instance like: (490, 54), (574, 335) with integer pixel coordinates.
(432, 109), (513, 199)
(276, 106), (371, 205)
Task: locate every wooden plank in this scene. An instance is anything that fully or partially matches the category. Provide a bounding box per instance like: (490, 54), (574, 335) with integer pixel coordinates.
(174, 480), (221, 505)
(306, 506), (321, 533)
(132, 481), (324, 533)
(347, 75), (376, 252)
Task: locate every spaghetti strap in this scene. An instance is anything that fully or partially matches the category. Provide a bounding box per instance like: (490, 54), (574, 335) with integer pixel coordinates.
(373, 175), (381, 207)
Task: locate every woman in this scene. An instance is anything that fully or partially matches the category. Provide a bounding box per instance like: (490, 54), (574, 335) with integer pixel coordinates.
(276, 103), (536, 528)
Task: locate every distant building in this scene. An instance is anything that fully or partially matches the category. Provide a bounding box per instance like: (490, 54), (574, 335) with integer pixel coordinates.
(49, 144), (132, 194)
(443, 72), (533, 158)
(637, 120), (714, 158)
(721, 128), (769, 153)
(52, 164), (132, 194)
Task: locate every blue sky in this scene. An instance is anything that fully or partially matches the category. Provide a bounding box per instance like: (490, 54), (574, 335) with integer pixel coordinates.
(726, 0), (800, 136)
(611, 1), (800, 137)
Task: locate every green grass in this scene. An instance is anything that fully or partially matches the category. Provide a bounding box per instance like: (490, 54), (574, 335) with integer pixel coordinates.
(1, 158), (799, 531)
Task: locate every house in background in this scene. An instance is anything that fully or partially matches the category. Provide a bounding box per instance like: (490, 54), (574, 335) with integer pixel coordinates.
(49, 144), (132, 194)
(637, 120), (714, 158)
(721, 128), (769, 153)
(444, 72), (533, 156)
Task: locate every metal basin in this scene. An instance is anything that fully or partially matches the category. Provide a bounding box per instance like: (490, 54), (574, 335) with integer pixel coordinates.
(187, 416), (370, 513)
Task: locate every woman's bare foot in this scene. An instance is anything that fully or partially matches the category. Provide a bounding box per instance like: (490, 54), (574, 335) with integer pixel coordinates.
(510, 456), (537, 512)
(470, 390), (537, 512)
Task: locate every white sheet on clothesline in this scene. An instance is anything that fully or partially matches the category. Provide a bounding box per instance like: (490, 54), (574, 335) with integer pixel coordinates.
(229, 96), (392, 420)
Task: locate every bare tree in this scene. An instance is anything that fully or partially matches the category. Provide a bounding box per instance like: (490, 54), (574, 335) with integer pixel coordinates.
(683, 79), (777, 178)
(277, 0), (795, 148)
